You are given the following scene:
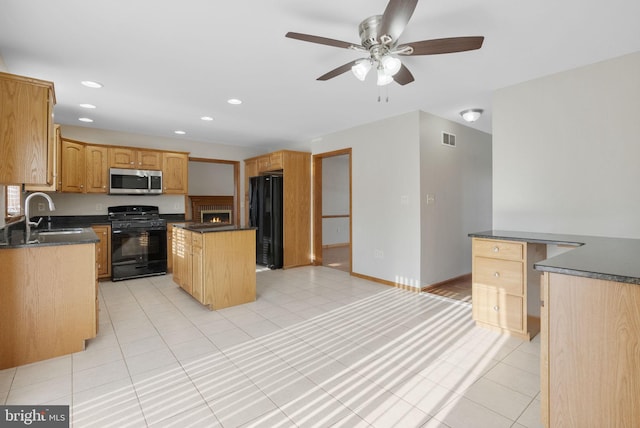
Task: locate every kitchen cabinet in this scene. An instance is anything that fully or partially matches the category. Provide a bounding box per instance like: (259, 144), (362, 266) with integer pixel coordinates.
(85, 145), (109, 193)
(172, 226), (256, 310)
(540, 272), (640, 427)
(244, 150), (311, 268)
(0, 243), (96, 369)
(109, 147), (162, 170)
(471, 237), (546, 340)
(162, 151), (189, 194)
(60, 139), (86, 193)
(91, 224), (111, 279)
(243, 158), (258, 224)
(0, 72), (56, 186)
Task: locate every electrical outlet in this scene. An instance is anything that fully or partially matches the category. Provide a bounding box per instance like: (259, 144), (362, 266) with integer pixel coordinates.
(426, 194), (436, 204)
(38, 202), (45, 211)
(374, 249), (384, 259)
(174, 203), (180, 210)
(401, 195), (409, 205)
(96, 203), (103, 211)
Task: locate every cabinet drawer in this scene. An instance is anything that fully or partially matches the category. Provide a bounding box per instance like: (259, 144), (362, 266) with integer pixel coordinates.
(473, 238), (523, 261)
(474, 257), (524, 295)
(472, 285), (523, 331)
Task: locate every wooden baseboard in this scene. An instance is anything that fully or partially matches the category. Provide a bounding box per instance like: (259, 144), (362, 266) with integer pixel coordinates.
(351, 272), (422, 293)
(421, 273), (472, 292)
(322, 243), (350, 249)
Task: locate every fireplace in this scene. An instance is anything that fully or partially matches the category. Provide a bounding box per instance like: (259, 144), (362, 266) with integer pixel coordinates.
(201, 209), (232, 225)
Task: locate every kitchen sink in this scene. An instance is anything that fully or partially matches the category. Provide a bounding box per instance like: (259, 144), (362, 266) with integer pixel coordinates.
(36, 228), (85, 236)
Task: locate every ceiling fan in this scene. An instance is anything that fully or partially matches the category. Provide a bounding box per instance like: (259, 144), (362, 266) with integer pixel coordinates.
(286, 0), (484, 86)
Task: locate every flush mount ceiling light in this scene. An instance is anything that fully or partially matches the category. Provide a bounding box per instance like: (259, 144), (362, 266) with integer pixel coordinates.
(200, 116), (214, 121)
(81, 80), (103, 89)
(79, 103), (96, 109)
(460, 109), (483, 123)
(227, 98), (242, 105)
(174, 130), (186, 135)
(78, 117), (93, 123)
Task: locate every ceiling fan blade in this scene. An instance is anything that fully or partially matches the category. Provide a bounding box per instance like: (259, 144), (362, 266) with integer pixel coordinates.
(394, 64), (415, 85)
(286, 32), (361, 50)
(398, 36), (484, 56)
(378, 0), (418, 43)
(317, 61), (359, 81)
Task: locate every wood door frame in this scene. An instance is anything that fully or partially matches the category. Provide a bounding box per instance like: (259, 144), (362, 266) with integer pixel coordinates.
(312, 148), (352, 270)
(188, 157), (240, 225)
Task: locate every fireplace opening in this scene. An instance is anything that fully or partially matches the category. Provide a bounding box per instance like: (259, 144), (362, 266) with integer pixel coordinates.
(201, 209), (232, 224)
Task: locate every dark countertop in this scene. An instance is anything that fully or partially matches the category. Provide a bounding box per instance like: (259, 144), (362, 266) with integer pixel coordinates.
(173, 222), (256, 233)
(469, 230), (640, 285)
(0, 227), (99, 249)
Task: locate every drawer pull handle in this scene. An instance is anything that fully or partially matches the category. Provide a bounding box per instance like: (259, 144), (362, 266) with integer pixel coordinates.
(493, 305), (499, 312)
(492, 246), (499, 253)
(494, 272), (500, 278)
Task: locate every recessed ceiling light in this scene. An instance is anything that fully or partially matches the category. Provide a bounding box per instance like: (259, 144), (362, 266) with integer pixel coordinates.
(227, 98), (242, 105)
(201, 116), (214, 121)
(81, 80), (103, 89)
(174, 130), (186, 135)
(79, 103), (96, 109)
(78, 117), (94, 123)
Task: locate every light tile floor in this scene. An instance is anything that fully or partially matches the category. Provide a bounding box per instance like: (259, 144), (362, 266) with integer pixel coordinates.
(1, 267), (543, 428)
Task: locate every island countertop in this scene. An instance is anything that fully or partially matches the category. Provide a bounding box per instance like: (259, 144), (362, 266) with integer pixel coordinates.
(173, 222), (256, 234)
(469, 230), (640, 285)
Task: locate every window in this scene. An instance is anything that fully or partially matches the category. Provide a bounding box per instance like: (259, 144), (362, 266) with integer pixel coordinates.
(5, 185), (21, 218)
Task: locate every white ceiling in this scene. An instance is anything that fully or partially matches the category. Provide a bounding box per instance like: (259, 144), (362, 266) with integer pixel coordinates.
(1, 0), (639, 150)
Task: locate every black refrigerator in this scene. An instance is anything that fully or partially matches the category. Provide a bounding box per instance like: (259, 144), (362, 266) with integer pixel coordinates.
(249, 175), (283, 269)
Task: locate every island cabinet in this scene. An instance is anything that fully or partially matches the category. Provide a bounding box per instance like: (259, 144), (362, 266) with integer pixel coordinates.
(91, 224), (111, 279)
(0, 243), (97, 369)
(0, 71), (56, 186)
(471, 238), (546, 340)
(540, 273), (640, 427)
(172, 227), (256, 310)
(244, 150), (311, 268)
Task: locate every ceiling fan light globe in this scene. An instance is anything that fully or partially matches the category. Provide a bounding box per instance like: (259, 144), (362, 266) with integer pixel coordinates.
(376, 69), (394, 86)
(351, 60), (371, 81)
(381, 55), (401, 76)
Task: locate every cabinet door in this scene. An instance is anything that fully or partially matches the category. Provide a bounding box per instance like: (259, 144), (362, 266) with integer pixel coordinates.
(109, 147), (136, 168)
(60, 140), (85, 193)
(91, 225), (111, 279)
(85, 145), (109, 193)
(472, 285), (524, 331)
(244, 159), (258, 227)
(0, 72), (55, 185)
(25, 124), (60, 192)
(162, 152), (188, 194)
(137, 150), (162, 170)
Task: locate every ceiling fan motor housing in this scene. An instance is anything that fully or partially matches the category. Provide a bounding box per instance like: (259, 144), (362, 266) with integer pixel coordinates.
(359, 15), (385, 50)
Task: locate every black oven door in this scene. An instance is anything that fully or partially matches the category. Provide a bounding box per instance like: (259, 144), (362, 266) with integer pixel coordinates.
(111, 226), (167, 281)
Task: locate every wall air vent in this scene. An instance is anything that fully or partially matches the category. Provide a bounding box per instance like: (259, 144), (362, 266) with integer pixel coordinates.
(442, 132), (456, 147)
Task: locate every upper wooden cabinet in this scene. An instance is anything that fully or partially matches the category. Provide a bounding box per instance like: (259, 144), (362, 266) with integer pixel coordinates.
(25, 124), (61, 192)
(85, 145), (109, 193)
(244, 150), (311, 268)
(162, 152), (188, 194)
(109, 147), (162, 170)
(60, 139), (86, 193)
(0, 72), (56, 185)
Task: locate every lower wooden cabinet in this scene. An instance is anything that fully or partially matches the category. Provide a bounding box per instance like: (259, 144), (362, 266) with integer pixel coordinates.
(471, 237), (546, 340)
(91, 225), (111, 279)
(172, 227), (256, 310)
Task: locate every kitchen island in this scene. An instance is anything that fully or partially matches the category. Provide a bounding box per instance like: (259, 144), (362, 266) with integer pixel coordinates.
(172, 224), (256, 310)
(469, 230), (640, 427)
(0, 227), (98, 369)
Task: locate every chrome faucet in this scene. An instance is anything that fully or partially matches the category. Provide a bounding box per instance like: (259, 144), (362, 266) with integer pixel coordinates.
(24, 192), (56, 238)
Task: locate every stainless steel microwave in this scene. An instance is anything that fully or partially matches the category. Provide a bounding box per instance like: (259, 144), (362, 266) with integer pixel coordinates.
(109, 168), (162, 195)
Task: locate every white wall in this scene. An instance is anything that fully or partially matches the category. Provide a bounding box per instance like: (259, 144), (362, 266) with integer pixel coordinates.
(419, 112), (493, 285)
(55, 125), (262, 220)
(322, 155), (349, 245)
(493, 52), (640, 238)
(188, 161), (234, 196)
(313, 112), (423, 288)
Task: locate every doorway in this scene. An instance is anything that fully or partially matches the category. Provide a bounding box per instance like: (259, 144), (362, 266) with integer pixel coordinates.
(313, 149), (352, 272)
